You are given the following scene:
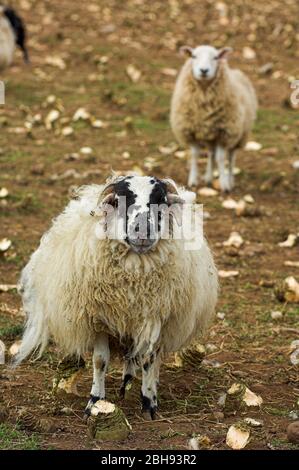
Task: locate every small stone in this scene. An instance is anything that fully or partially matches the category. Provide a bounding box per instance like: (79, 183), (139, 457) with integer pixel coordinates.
(245, 141), (262, 151)
(213, 411), (224, 422)
(9, 341), (21, 356)
(223, 232), (244, 249)
(61, 407), (73, 416)
(290, 349), (299, 366)
(271, 311), (283, 320)
(217, 312), (225, 320)
(287, 421), (299, 444)
(222, 198), (238, 209)
(244, 417), (262, 427)
(80, 146), (93, 155)
(289, 411), (299, 420)
(73, 108), (90, 121)
(278, 234), (298, 248)
(258, 63), (274, 75)
(188, 434), (211, 450)
(61, 126), (74, 136)
(0, 188), (8, 198)
(92, 119), (105, 129)
(243, 194), (255, 204)
(0, 238), (11, 252)
(242, 46), (256, 60)
(198, 187), (218, 197)
(218, 270), (239, 278)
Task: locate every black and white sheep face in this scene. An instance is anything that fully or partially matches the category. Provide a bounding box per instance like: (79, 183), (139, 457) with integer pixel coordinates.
(99, 176), (184, 254)
(181, 44), (232, 82)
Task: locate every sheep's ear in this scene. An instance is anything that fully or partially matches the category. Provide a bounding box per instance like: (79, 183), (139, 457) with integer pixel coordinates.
(180, 45), (194, 57)
(101, 193), (116, 207)
(217, 47), (233, 60)
(100, 183), (116, 206)
(91, 192), (116, 217)
(166, 194), (185, 227)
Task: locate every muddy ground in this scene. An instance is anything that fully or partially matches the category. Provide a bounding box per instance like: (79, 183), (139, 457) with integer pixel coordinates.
(0, 0), (299, 450)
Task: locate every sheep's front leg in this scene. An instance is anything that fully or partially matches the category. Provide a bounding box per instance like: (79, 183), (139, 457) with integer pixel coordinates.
(188, 145), (200, 187)
(84, 332), (110, 417)
(204, 150), (215, 186)
(215, 145), (231, 192)
(140, 352), (161, 420)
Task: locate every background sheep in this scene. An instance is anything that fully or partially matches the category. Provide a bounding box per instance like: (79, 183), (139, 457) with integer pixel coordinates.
(16, 175), (218, 420)
(170, 45), (258, 191)
(0, 5), (28, 70)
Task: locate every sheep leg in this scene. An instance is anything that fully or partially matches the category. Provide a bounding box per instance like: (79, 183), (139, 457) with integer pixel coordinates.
(119, 358), (137, 398)
(140, 352), (161, 420)
(215, 145), (231, 192)
(188, 145), (200, 187)
(84, 333), (110, 416)
(204, 150), (215, 186)
(228, 150), (236, 189)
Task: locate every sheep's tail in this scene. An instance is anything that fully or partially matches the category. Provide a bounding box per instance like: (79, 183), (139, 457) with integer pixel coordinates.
(14, 267), (49, 366)
(14, 311), (49, 366)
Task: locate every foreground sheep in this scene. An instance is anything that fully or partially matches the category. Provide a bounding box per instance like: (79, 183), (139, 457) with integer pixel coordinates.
(0, 5), (29, 70)
(170, 45), (257, 191)
(16, 175), (218, 420)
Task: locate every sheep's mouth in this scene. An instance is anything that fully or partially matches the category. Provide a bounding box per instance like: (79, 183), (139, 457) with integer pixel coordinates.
(196, 75), (212, 82)
(127, 239), (157, 254)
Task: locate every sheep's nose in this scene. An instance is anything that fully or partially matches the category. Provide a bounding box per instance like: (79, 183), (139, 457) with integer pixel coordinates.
(200, 68), (209, 76)
(130, 213), (153, 240)
(134, 219), (152, 239)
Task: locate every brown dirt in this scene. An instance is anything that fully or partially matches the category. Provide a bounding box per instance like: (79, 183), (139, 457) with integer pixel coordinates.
(0, 0), (299, 450)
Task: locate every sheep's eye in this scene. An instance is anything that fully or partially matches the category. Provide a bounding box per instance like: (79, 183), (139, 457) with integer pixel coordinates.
(191, 54), (196, 59)
(214, 56), (219, 60)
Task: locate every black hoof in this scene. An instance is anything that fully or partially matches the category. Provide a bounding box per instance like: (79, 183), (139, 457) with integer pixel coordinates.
(119, 374), (133, 399)
(84, 394), (101, 419)
(142, 408), (157, 421)
(141, 393), (157, 420)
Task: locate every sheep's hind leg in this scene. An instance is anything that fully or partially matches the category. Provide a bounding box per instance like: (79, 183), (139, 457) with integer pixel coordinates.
(140, 352), (161, 420)
(204, 150), (215, 186)
(84, 333), (110, 417)
(228, 150), (236, 190)
(215, 145), (231, 192)
(188, 145), (200, 187)
(119, 357), (137, 398)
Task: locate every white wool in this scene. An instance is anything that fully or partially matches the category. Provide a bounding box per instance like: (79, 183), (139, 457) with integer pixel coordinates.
(0, 13), (15, 70)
